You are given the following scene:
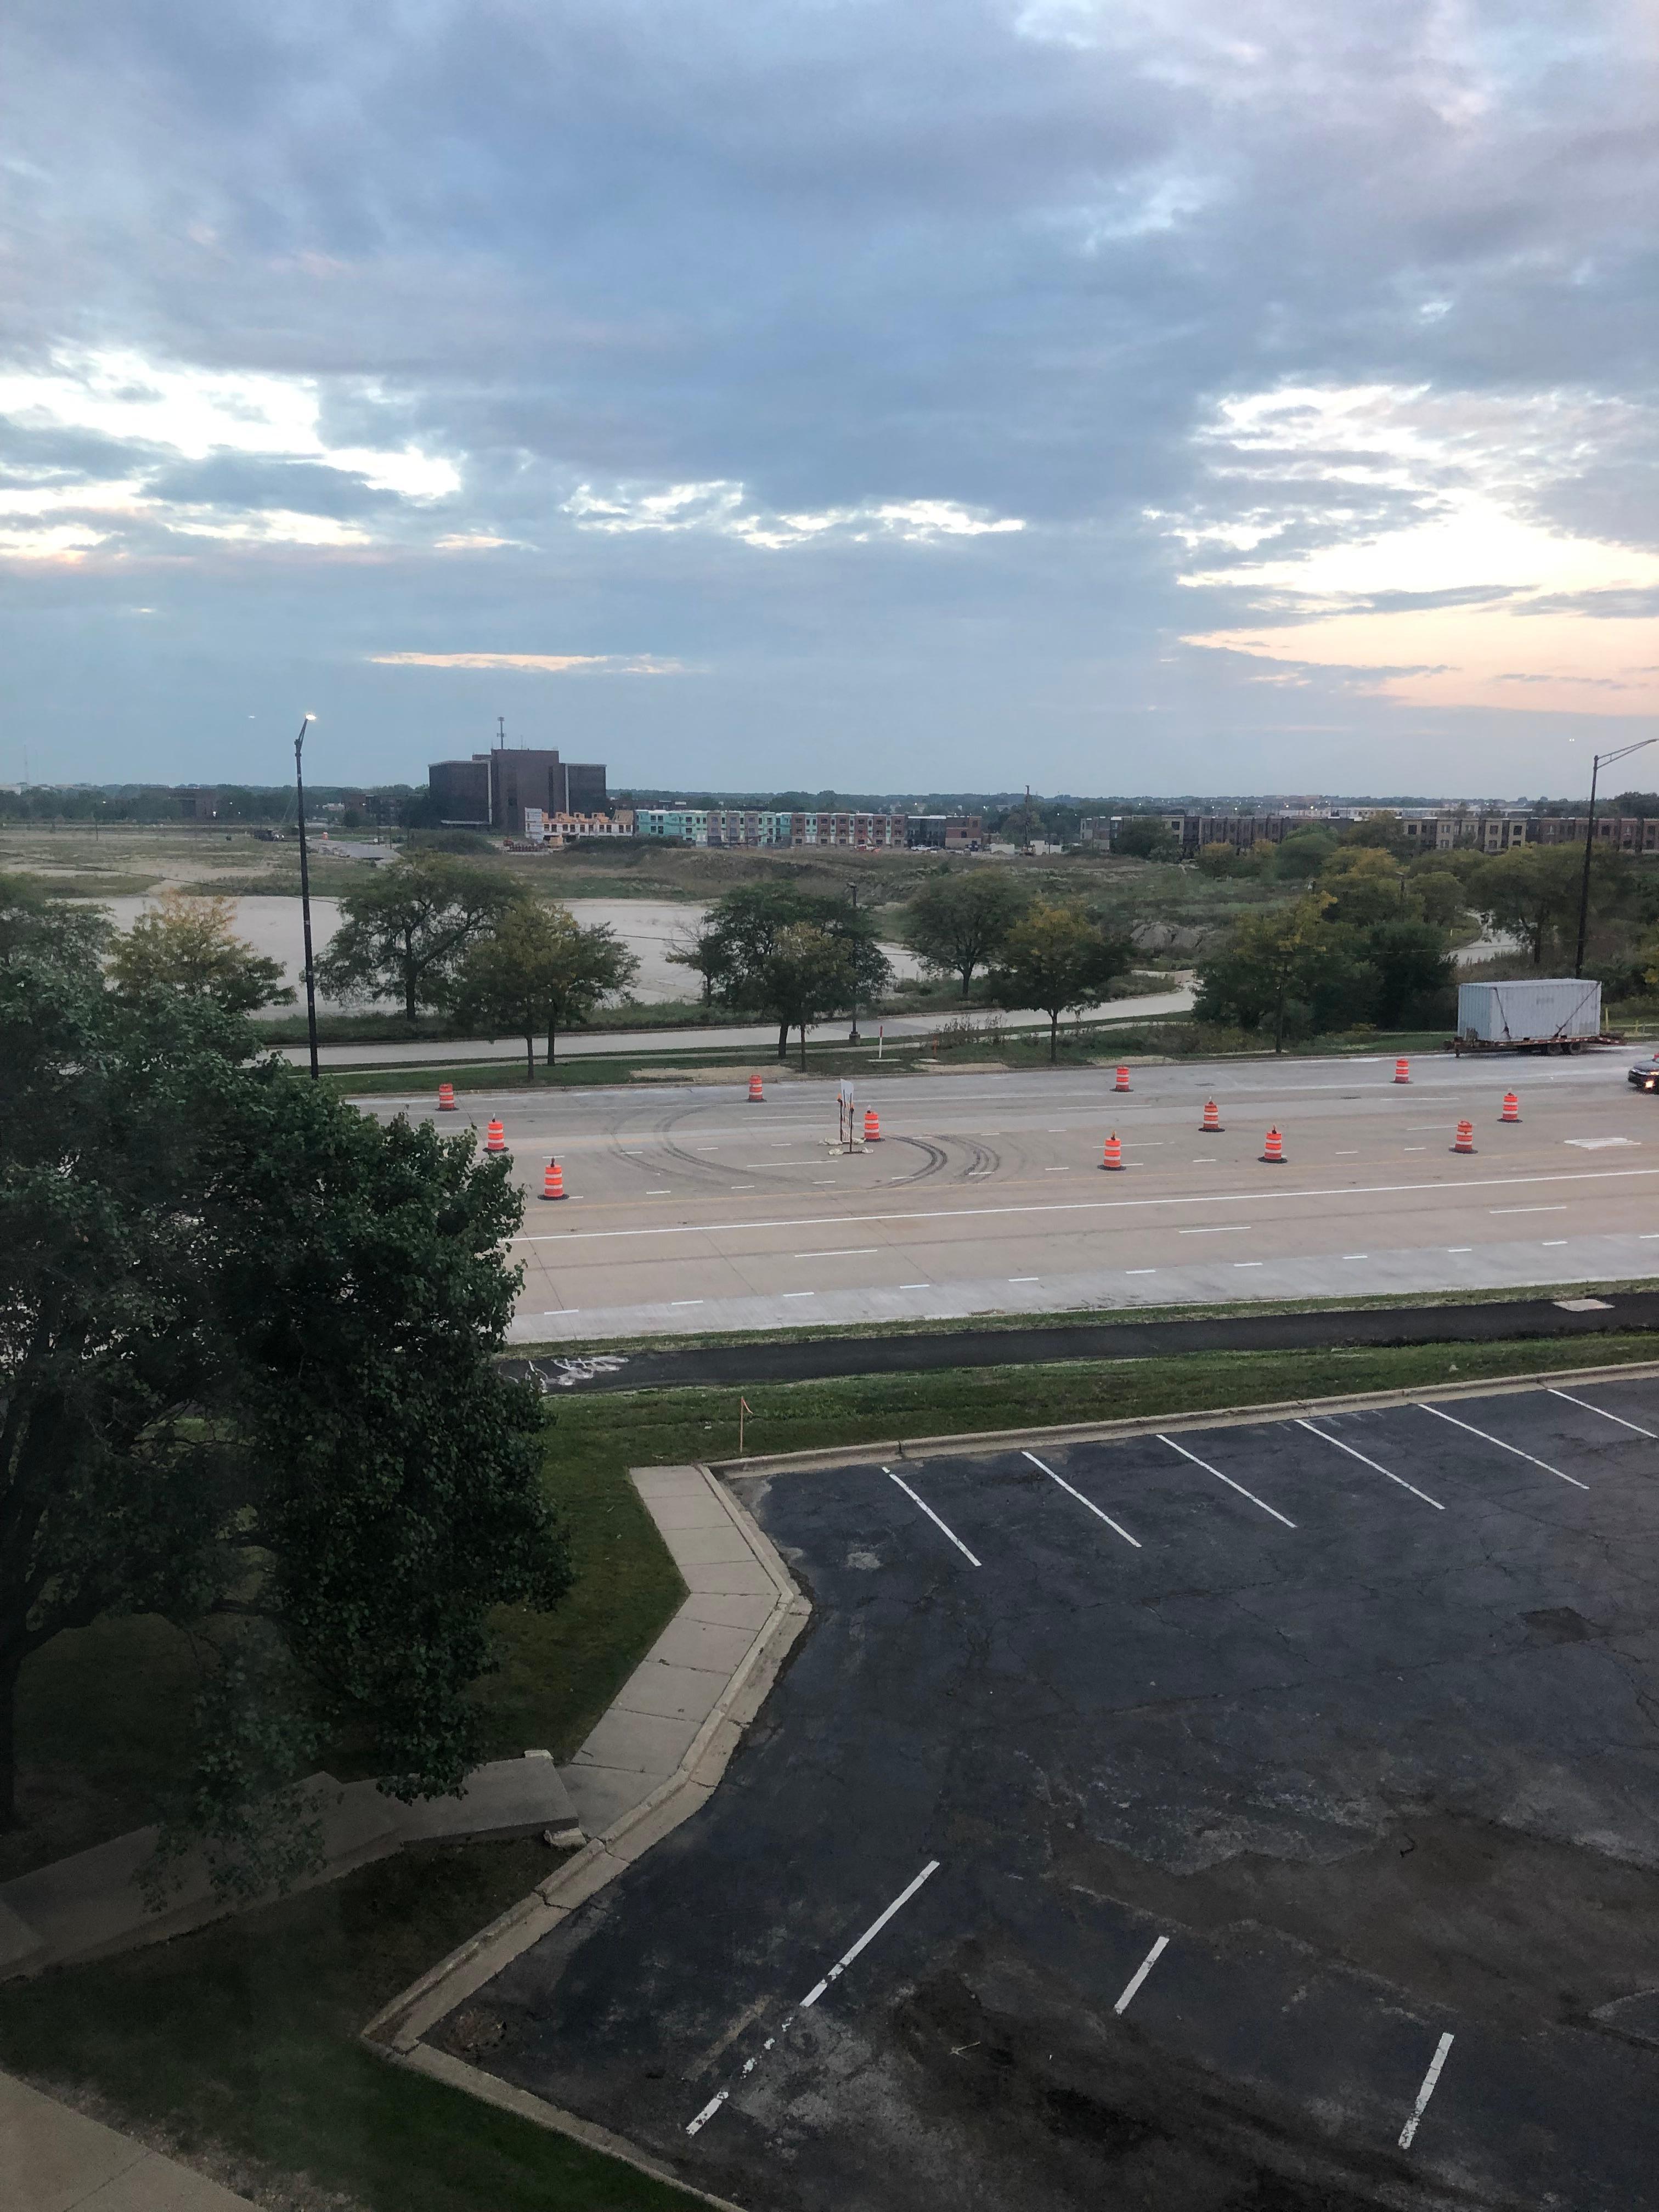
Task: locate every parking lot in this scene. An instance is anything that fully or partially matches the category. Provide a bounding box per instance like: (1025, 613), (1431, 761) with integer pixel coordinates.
(441, 1374), (1659, 2210)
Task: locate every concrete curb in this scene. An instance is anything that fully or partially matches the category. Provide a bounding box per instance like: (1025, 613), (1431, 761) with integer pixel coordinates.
(360, 1465), (808, 2060)
(710, 1355), (1659, 1478)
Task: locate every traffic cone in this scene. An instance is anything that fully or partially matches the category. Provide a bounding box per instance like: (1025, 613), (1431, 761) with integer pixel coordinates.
(484, 1118), (507, 1153)
(1101, 1131), (1124, 1171)
(1500, 1092), (1521, 1124)
(1452, 1120), (1476, 1154)
(863, 1107), (881, 1142)
(1114, 1065), (1131, 1092)
(748, 1073), (764, 1102)
(540, 1159), (566, 1200)
(1394, 1057), (1411, 1084)
(437, 1081), (456, 1111)
(1201, 1098), (1222, 1132)
(1260, 1126), (1286, 1165)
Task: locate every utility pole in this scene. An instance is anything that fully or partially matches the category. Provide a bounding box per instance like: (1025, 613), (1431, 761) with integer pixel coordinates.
(294, 714), (319, 1079)
(1575, 733), (1656, 976)
(847, 881), (862, 1043)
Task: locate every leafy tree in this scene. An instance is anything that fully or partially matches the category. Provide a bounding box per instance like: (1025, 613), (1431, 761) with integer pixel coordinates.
(1194, 841), (1240, 878)
(1320, 848), (1408, 928)
(1273, 827), (1340, 880)
(706, 884), (891, 1059)
(110, 891), (295, 1014)
(665, 916), (732, 1010)
(1113, 816), (1181, 862)
(1469, 845), (1595, 968)
(0, 872), (110, 974)
(1338, 810), (1409, 854)
(449, 902), (639, 1077)
(989, 901), (1133, 1062)
(904, 871), (1028, 997)
(760, 922), (859, 1069)
(0, 963), (567, 1884)
(1358, 917), (1454, 1028)
(1194, 896), (1361, 1051)
(316, 849), (518, 1020)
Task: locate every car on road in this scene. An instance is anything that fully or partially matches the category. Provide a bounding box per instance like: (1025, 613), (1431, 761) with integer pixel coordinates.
(1629, 1052), (1659, 1090)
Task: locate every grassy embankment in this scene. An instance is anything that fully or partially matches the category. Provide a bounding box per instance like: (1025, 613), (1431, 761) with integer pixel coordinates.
(4, 1332), (1659, 2210)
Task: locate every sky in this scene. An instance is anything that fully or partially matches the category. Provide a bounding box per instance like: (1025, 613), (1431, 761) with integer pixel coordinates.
(5, 1), (1659, 800)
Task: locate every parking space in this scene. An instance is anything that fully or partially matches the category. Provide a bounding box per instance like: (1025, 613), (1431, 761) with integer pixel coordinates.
(441, 1375), (1659, 2210)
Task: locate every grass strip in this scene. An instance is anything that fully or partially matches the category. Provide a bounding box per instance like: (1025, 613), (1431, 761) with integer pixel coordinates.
(4, 1328), (1654, 2212)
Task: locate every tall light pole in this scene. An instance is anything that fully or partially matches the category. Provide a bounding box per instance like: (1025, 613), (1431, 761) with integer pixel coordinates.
(294, 714), (319, 1079)
(1575, 733), (1656, 977)
(847, 881), (862, 1043)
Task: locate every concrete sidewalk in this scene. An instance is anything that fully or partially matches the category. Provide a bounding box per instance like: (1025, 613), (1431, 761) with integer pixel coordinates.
(3, 2069), (255, 2212)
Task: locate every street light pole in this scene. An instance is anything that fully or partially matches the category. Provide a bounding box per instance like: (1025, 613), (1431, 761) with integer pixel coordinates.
(847, 881), (862, 1043)
(294, 714), (319, 1080)
(1575, 733), (1656, 977)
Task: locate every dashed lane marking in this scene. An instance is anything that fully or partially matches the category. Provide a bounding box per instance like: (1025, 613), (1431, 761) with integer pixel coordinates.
(1022, 1451), (1142, 1548)
(1114, 1935), (1170, 2016)
(1398, 2031), (1455, 2151)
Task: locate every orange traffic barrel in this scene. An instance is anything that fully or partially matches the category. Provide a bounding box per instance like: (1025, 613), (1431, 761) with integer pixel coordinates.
(1499, 1092), (1520, 1124)
(1201, 1098), (1222, 1132)
(437, 1081), (456, 1111)
(748, 1073), (764, 1101)
(540, 1159), (567, 1200)
(1260, 1126), (1286, 1165)
(1452, 1120), (1476, 1154)
(484, 1118), (507, 1153)
(1394, 1057), (1410, 1084)
(1101, 1131), (1124, 1171)
(863, 1107), (881, 1142)
(1114, 1065), (1131, 1092)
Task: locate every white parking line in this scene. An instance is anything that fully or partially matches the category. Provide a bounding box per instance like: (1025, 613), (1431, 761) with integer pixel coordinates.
(1398, 2030), (1455, 2150)
(1022, 1452), (1142, 1548)
(1295, 1420), (1443, 1509)
(1114, 1934), (1169, 2015)
(684, 1861), (943, 2136)
(1418, 1404), (1588, 1489)
(1547, 1387), (1659, 1438)
(1156, 1436), (1297, 1527)
(884, 1470), (981, 1565)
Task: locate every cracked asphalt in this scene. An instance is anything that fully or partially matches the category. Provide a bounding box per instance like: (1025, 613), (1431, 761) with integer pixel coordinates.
(439, 1376), (1659, 2209)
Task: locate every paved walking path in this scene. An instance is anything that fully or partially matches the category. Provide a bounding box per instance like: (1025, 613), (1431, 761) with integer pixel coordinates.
(3, 2069), (255, 2212)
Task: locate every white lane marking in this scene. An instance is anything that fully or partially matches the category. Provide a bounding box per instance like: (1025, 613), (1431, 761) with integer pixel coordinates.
(1342, 1251), (1369, 1258)
(899, 1281), (930, 1288)
(1114, 1934), (1169, 2015)
(1542, 1239), (1568, 1246)
(799, 1859), (941, 2008)
(782, 1290), (816, 1299)
(1295, 1420), (1444, 1509)
(884, 1470), (981, 1565)
(1009, 1276), (1040, 1282)
(646, 1187), (670, 1194)
(510, 1165), (1659, 1244)
(1335, 1148), (1359, 1154)
(1418, 1404), (1588, 1488)
(1568, 1136), (1638, 1149)
(671, 1299), (705, 1307)
(1547, 1387), (1659, 1438)
(794, 1246), (879, 1258)
(686, 2089), (729, 2134)
(1178, 1224), (1251, 1235)
(1489, 1204), (1567, 1214)
(1643, 1233), (1659, 1239)
(1125, 1267), (1157, 1274)
(1156, 1436), (1297, 1527)
(1398, 2030), (1455, 2151)
(1022, 1451), (1142, 1548)
(1234, 1260), (1263, 1267)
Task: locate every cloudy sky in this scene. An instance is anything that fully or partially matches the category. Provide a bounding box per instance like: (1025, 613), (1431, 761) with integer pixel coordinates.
(5, 1), (1659, 798)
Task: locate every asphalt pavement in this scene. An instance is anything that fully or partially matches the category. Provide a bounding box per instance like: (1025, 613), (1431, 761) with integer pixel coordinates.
(445, 1374), (1659, 2210)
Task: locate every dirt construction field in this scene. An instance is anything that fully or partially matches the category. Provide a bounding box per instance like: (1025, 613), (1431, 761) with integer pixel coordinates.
(440, 1374), (1659, 2210)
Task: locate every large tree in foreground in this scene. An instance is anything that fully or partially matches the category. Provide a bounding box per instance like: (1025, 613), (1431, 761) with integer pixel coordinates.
(0, 960), (567, 1889)
(110, 890), (295, 1014)
(989, 902), (1132, 1062)
(316, 848), (519, 1019)
(448, 901), (640, 1077)
(703, 884), (892, 1059)
(904, 871), (1028, 998)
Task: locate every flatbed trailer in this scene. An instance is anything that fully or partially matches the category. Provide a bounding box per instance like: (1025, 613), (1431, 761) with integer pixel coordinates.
(1448, 1031), (1624, 1054)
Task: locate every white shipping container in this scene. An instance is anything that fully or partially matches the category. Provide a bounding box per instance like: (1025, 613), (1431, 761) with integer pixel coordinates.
(1456, 978), (1602, 1042)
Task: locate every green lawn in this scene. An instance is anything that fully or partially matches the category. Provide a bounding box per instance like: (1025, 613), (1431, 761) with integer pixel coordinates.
(4, 1329), (1657, 2212)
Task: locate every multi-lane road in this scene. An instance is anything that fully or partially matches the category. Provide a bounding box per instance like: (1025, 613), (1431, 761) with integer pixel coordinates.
(359, 1049), (1659, 1342)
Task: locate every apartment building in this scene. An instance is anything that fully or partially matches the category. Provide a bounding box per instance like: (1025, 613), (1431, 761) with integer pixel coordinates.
(792, 810), (909, 848)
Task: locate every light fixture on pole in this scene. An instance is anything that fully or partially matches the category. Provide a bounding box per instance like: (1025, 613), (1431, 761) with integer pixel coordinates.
(1575, 733), (1656, 977)
(294, 714), (319, 1079)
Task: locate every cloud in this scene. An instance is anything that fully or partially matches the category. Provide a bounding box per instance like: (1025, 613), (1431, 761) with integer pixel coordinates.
(368, 652), (683, 674)
(562, 481), (1025, 549)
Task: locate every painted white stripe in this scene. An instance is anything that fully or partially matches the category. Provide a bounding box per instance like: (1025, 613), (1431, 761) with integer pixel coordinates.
(1419, 1404), (1588, 1489)
(884, 1470), (981, 1565)
(1157, 1435), (1297, 1527)
(799, 1861), (941, 2008)
(510, 1165), (1659, 1244)
(1114, 1934), (1169, 2015)
(1022, 1452), (1142, 1548)
(686, 2089), (728, 2135)
(1295, 1420), (1443, 1509)
(794, 1246), (878, 1259)
(1398, 2030), (1455, 2150)
(1547, 1387), (1658, 1439)
(1489, 1204), (1566, 1214)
